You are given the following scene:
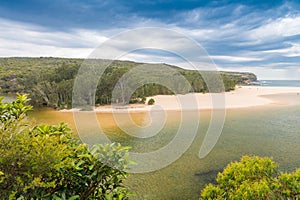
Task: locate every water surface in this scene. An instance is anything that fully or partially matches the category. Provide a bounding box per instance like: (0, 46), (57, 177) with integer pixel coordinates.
(29, 93), (300, 199)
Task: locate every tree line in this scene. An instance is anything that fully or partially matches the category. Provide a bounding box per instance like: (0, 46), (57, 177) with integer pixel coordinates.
(0, 57), (256, 109)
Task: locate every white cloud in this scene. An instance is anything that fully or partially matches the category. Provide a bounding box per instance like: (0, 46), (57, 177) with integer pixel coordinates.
(0, 18), (215, 65)
(179, 28), (216, 41)
(262, 42), (300, 57)
(211, 55), (263, 62)
(0, 38), (94, 58)
(219, 64), (300, 80)
(0, 18), (109, 58)
(88, 27), (215, 66)
(248, 15), (300, 43)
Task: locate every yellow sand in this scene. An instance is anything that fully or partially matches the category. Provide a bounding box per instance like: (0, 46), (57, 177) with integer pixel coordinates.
(61, 86), (300, 113)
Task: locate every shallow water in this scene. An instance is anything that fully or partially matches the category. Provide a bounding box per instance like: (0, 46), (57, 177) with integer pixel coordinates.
(29, 93), (300, 199)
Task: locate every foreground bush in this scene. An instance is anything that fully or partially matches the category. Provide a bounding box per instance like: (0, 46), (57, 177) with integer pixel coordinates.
(200, 156), (300, 200)
(0, 94), (131, 199)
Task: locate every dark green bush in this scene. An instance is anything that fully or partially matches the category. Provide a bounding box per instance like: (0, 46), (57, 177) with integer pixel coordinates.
(147, 98), (155, 105)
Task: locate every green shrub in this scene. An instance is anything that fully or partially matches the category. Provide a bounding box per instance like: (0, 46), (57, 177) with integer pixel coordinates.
(140, 97), (146, 104)
(200, 156), (300, 200)
(147, 98), (155, 105)
(0, 94), (132, 199)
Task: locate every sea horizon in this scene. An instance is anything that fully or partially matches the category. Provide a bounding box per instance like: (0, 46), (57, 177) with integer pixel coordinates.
(256, 80), (300, 87)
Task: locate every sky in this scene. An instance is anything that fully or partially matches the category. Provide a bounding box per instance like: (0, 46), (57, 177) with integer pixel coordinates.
(0, 0), (300, 79)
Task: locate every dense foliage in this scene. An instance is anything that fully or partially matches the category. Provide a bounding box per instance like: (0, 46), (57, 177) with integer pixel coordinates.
(0, 57), (256, 109)
(0, 94), (131, 199)
(200, 156), (300, 200)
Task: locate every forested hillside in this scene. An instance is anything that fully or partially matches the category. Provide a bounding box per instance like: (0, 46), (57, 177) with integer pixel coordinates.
(0, 57), (257, 109)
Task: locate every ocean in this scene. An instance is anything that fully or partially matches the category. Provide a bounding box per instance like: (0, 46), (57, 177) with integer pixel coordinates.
(259, 80), (300, 87)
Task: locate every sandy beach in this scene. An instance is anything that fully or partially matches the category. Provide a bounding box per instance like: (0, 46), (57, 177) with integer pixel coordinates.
(61, 86), (300, 113)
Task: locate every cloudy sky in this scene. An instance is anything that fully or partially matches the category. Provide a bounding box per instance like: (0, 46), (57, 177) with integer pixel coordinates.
(0, 0), (300, 79)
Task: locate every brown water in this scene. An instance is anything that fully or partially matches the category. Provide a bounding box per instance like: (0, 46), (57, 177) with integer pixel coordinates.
(29, 93), (300, 199)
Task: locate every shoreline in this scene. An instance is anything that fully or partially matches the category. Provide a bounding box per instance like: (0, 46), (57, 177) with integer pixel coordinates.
(60, 86), (300, 113)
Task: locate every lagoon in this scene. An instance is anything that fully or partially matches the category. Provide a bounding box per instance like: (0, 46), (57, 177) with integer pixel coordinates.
(29, 93), (300, 199)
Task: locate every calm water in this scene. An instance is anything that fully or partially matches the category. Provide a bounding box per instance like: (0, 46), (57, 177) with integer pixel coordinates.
(260, 80), (300, 87)
(29, 93), (300, 200)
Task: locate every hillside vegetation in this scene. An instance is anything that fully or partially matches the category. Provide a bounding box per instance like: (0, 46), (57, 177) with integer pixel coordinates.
(0, 57), (256, 109)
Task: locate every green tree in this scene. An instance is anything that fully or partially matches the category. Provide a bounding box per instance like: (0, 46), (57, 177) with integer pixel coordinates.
(200, 156), (300, 200)
(0, 57), (257, 109)
(0, 94), (132, 199)
(147, 98), (155, 105)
